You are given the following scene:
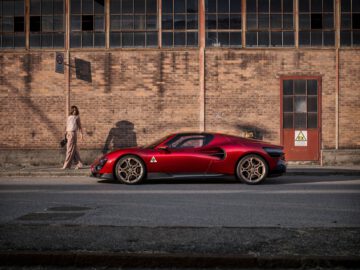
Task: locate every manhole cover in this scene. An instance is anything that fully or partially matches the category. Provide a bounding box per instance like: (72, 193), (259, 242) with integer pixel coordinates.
(47, 206), (92, 212)
(17, 212), (84, 221)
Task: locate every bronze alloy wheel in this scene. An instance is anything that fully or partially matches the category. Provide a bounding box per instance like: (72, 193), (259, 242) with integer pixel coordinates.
(115, 155), (145, 184)
(236, 154), (268, 184)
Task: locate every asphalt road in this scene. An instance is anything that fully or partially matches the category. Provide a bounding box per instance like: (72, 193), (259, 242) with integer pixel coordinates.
(0, 174), (359, 227)
(1, 174), (360, 268)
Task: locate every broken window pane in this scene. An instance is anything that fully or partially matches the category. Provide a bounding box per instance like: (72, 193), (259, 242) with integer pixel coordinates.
(82, 15), (94, 31)
(14, 17), (24, 32)
(311, 14), (322, 29)
(30, 16), (41, 32)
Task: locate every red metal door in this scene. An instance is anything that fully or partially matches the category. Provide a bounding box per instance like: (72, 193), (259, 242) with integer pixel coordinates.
(281, 77), (321, 161)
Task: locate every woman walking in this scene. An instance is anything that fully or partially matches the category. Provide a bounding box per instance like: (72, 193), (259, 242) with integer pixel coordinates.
(62, 105), (84, 169)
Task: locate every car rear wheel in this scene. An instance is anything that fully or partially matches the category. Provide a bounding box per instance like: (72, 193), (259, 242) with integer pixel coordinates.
(115, 155), (146, 184)
(236, 154), (268, 184)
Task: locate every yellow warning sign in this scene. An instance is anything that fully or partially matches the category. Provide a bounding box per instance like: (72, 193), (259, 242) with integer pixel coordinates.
(295, 130), (307, 146)
(295, 131), (306, 141)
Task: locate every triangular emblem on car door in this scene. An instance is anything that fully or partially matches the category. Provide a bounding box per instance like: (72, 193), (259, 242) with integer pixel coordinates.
(150, 156), (157, 163)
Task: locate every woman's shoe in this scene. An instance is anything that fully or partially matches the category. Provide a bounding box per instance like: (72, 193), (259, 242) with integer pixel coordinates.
(75, 164), (83, 170)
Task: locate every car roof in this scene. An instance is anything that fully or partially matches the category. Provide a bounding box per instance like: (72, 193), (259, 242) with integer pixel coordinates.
(170, 132), (219, 137)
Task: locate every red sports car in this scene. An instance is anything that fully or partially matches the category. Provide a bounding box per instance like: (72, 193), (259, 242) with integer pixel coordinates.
(91, 132), (286, 185)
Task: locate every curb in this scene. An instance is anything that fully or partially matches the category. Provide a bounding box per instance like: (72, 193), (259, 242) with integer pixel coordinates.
(285, 169), (360, 176)
(1, 251), (360, 268)
(0, 171), (91, 177)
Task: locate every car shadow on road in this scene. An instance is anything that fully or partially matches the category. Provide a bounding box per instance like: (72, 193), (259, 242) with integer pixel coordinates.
(98, 175), (360, 185)
(98, 177), (239, 185)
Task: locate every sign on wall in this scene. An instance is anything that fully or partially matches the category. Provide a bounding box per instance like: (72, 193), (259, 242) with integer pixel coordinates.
(295, 130), (307, 146)
(55, 52), (64, 74)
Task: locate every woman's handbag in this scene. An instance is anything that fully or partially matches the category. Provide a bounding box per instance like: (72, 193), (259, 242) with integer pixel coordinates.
(60, 134), (67, 148)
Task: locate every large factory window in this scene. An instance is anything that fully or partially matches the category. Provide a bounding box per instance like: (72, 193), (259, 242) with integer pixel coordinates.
(205, 0), (242, 47)
(70, 0), (105, 48)
(246, 0), (294, 47)
(110, 0), (157, 47)
(341, 0), (360, 46)
(30, 0), (65, 48)
(299, 0), (335, 46)
(162, 0), (198, 47)
(0, 0), (25, 48)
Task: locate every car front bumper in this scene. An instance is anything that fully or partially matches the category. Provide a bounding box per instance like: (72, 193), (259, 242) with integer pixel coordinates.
(90, 171), (114, 180)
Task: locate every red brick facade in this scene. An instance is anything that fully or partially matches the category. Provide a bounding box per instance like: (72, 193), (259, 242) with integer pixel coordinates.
(0, 48), (359, 164)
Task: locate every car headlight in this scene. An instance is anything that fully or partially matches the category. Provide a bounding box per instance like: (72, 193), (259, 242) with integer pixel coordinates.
(96, 158), (108, 171)
(263, 147), (284, 158)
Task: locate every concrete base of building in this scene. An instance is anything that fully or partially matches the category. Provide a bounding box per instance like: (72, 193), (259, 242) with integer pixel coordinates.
(0, 149), (359, 167)
(322, 149), (360, 166)
(0, 149), (103, 167)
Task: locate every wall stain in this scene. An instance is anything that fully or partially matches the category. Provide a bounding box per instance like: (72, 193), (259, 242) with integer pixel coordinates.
(171, 52), (176, 73)
(239, 53), (274, 69)
(104, 52), (112, 93)
(120, 60), (126, 82)
(295, 52), (304, 68)
(21, 54), (42, 94)
(236, 124), (269, 140)
(225, 51), (236, 61)
(22, 54), (32, 93)
(157, 52), (165, 111)
(185, 52), (189, 74)
(0, 55), (3, 88)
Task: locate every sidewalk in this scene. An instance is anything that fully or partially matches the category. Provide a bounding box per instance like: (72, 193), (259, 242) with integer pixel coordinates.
(0, 164), (360, 177)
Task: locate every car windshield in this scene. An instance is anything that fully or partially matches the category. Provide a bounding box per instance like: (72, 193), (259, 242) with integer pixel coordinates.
(144, 135), (171, 149)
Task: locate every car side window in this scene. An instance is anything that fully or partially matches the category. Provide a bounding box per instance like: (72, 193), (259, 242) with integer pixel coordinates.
(168, 135), (205, 149)
(177, 138), (204, 148)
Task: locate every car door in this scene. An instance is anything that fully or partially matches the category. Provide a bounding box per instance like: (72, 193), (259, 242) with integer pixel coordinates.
(150, 135), (213, 174)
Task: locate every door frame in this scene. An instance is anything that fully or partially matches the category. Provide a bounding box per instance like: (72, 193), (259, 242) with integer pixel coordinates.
(280, 76), (322, 161)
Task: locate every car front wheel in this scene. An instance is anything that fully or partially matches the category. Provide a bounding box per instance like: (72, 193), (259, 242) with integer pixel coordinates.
(236, 154), (268, 184)
(115, 155), (146, 184)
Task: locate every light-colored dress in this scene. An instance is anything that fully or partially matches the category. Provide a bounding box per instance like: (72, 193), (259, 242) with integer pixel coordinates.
(63, 115), (83, 168)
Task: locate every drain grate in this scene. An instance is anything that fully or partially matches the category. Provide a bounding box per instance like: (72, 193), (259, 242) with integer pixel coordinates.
(17, 212), (84, 221)
(16, 205), (92, 222)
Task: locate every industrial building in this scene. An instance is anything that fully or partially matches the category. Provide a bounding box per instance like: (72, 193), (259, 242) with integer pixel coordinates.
(0, 0), (359, 165)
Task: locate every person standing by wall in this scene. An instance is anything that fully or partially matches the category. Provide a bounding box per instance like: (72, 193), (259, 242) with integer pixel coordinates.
(62, 105), (84, 169)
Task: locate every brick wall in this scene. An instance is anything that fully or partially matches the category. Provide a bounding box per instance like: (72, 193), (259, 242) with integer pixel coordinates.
(0, 48), (359, 157)
(0, 50), (200, 151)
(0, 52), (65, 149)
(205, 49), (338, 149)
(69, 50), (200, 151)
(339, 50), (360, 149)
